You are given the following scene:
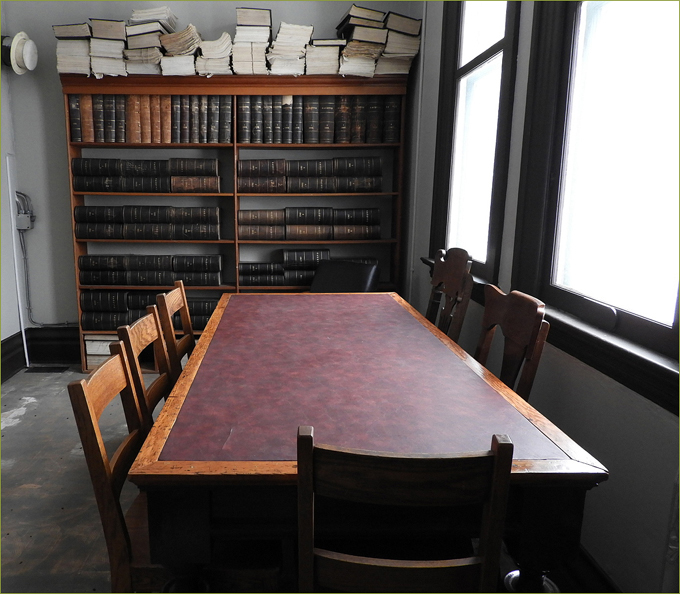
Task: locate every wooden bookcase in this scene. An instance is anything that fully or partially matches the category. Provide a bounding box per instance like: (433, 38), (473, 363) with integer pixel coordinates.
(59, 74), (408, 371)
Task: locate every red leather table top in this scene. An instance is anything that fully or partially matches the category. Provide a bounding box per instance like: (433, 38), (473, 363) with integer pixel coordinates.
(159, 293), (566, 462)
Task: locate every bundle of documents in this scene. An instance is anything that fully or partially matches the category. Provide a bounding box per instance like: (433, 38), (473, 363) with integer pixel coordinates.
(338, 54), (377, 77)
(374, 54), (413, 75)
(56, 39), (91, 75)
(236, 7), (271, 27)
(124, 46), (162, 74)
(305, 44), (342, 75)
(89, 38), (125, 59)
(231, 42), (269, 74)
(199, 32), (232, 59)
(126, 62), (162, 75)
(129, 6), (178, 33)
(160, 54), (196, 75)
(233, 25), (271, 44)
(196, 57), (233, 76)
(91, 56), (128, 78)
(267, 22), (313, 75)
(160, 24), (201, 56)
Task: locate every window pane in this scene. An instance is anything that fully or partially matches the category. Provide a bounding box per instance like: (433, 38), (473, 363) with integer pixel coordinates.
(553, 1), (679, 326)
(446, 54), (503, 262)
(459, 1), (507, 66)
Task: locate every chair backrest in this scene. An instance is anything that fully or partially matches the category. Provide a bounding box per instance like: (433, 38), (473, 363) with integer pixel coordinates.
(474, 284), (550, 400)
(297, 426), (513, 593)
(117, 304), (173, 432)
(156, 280), (196, 382)
(310, 260), (379, 293)
(67, 342), (145, 593)
(425, 248), (473, 342)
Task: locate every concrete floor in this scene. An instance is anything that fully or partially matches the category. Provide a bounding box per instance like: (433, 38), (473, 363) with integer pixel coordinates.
(1, 366), (137, 593)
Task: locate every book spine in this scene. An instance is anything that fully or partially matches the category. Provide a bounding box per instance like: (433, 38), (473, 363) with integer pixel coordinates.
(170, 206), (220, 224)
(365, 95), (384, 144)
(336, 176), (382, 193)
(122, 223), (175, 240)
(272, 95), (282, 144)
(239, 274), (286, 286)
(180, 96), (190, 143)
(185, 298), (219, 316)
(168, 158), (219, 176)
(303, 96), (319, 144)
(139, 95), (152, 143)
(286, 159), (334, 177)
(170, 176), (221, 193)
(238, 225), (286, 240)
(75, 223), (124, 239)
(122, 205), (174, 224)
(126, 95), (142, 143)
(382, 95), (401, 143)
(78, 255), (128, 271)
(237, 95), (251, 143)
(285, 207), (333, 225)
(80, 290), (129, 312)
(262, 95), (273, 144)
(80, 270), (129, 285)
(175, 271), (222, 286)
(173, 224), (220, 240)
(285, 225), (333, 240)
(103, 95), (115, 143)
(332, 208), (381, 225)
(208, 95), (220, 143)
(237, 209), (286, 225)
(286, 177), (338, 193)
(68, 95), (82, 142)
(126, 255), (174, 270)
(282, 249), (331, 269)
(71, 158), (122, 176)
(237, 176), (286, 193)
(219, 95), (232, 143)
(251, 95), (263, 143)
(199, 95), (209, 143)
(237, 159), (286, 176)
(319, 95), (336, 144)
(160, 95), (173, 143)
(128, 270), (176, 285)
(189, 95), (200, 143)
(127, 291), (161, 309)
(120, 159), (170, 177)
(238, 262), (284, 274)
(350, 95), (367, 143)
(150, 95), (162, 143)
(171, 96), (181, 143)
(115, 95), (126, 142)
(284, 269), (315, 286)
(332, 224), (381, 239)
(172, 255), (223, 272)
(74, 205), (125, 223)
(80, 94), (95, 143)
(334, 95), (351, 144)
(92, 94), (105, 142)
(332, 156), (382, 176)
(292, 95), (304, 143)
(281, 95), (293, 144)
(81, 311), (130, 330)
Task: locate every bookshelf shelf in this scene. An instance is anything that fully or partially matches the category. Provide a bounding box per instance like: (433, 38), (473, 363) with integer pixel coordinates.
(61, 74), (407, 371)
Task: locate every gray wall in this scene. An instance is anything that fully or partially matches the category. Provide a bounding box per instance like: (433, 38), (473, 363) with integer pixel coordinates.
(1, 2), (677, 591)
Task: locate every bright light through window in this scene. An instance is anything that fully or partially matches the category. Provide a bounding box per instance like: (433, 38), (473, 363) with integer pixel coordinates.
(446, 53), (502, 263)
(554, 1), (679, 326)
(459, 1), (507, 67)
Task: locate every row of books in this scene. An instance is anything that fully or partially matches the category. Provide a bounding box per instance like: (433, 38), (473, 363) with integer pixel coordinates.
(74, 206), (219, 225)
(67, 94), (232, 144)
(79, 254), (222, 272)
(237, 95), (400, 145)
(72, 158), (218, 176)
(75, 223), (220, 240)
(238, 207), (380, 226)
(237, 176), (381, 194)
(83, 312), (212, 334)
(238, 224), (381, 241)
(238, 157), (381, 177)
(80, 270), (222, 286)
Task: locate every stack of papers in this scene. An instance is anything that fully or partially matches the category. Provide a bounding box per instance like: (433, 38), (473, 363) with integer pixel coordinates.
(196, 57), (232, 76)
(160, 54), (196, 75)
(267, 22), (313, 75)
(338, 54), (377, 77)
(160, 24), (201, 56)
(56, 39), (91, 75)
(129, 6), (178, 33)
(233, 25), (271, 44)
(197, 31), (233, 76)
(124, 47), (162, 75)
(91, 56), (127, 78)
(305, 44), (342, 75)
(199, 32), (232, 59)
(375, 14), (422, 75)
(89, 37), (126, 78)
(235, 7), (271, 27)
(232, 42), (269, 74)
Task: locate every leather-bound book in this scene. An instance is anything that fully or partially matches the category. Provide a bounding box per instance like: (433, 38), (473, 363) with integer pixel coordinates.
(239, 274), (286, 286)
(171, 96), (181, 143)
(115, 95), (126, 142)
(189, 95), (200, 143)
(92, 94), (105, 142)
(81, 311), (130, 330)
(238, 262), (284, 274)
(333, 208), (381, 225)
(285, 207), (333, 225)
(286, 159), (334, 176)
(126, 255), (174, 270)
(237, 95), (251, 143)
(286, 177), (338, 193)
(74, 222), (124, 239)
(285, 225), (334, 240)
(332, 224), (381, 239)
(208, 95), (220, 143)
(237, 209), (286, 225)
(281, 249), (331, 269)
(139, 94), (152, 143)
(272, 95), (282, 144)
(73, 205), (125, 223)
(150, 95), (162, 143)
(292, 95), (304, 143)
(199, 95), (209, 143)
(79, 290), (129, 312)
(103, 95), (116, 143)
(176, 271), (222, 286)
(219, 95), (232, 143)
(170, 176), (221, 193)
(237, 159), (286, 177)
(180, 96), (190, 143)
(79, 94), (95, 143)
(237, 176), (287, 193)
(68, 95), (82, 142)
(238, 225), (286, 240)
(319, 95), (336, 144)
(365, 95), (384, 144)
(78, 255), (128, 271)
(382, 95), (401, 143)
(350, 95), (367, 143)
(263, 95), (273, 144)
(160, 95), (172, 143)
(281, 95), (293, 144)
(283, 270), (316, 286)
(334, 95), (351, 143)
(336, 175), (382, 192)
(172, 255), (223, 272)
(333, 156), (382, 176)
(172, 224), (220, 240)
(251, 95), (263, 143)
(303, 95), (319, 144)
(171, 206), (220, 224)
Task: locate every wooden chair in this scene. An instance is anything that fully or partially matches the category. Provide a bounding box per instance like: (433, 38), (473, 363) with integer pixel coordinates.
(67, 342), (169, 592)
(425, 248), (473, 342)
(156, 280), (196, 383)
(474, 284), (550, 401)
(297, 426), (513, 593)
(310, 260), (379, 293)
(117, 305), (173, 433)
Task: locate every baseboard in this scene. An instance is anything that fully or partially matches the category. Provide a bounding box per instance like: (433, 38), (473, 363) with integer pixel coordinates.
(1, 332), (27, 382)
(24, 326), (80, 366)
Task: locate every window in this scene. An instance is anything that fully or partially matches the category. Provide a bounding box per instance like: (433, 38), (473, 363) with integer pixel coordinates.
(515, 1), (679, 413)
(430, 1), (520, 282)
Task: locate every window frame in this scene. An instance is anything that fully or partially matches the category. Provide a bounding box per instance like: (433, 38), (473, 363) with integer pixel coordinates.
(513, 1), (679, 414)
(429, 1), (521, 285)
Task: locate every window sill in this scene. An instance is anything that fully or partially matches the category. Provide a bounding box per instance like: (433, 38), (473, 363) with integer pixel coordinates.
(544, 307), (678, 416)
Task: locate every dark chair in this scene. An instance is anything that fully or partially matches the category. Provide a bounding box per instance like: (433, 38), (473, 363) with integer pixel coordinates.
(117, 304), (173, 433)
(297, 426), (513, 593)
(67, 341), (169, 592)
(310, 260), (379, 293)
(424, 248), (473, 342)
(156, 280), (196, 383)
(474, 284), (550, 401)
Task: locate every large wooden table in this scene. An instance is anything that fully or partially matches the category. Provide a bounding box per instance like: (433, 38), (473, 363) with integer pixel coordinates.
(129, 292), (608, 590)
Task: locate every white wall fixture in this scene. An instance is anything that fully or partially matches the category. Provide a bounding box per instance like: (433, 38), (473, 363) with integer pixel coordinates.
(1, 32), (38, 74)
